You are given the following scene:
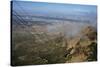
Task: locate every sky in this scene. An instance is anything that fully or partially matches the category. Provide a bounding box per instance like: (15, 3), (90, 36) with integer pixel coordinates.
(12, 0), (97, 36)
(12, 0), (97, 25)
(12, 1), (97, 16)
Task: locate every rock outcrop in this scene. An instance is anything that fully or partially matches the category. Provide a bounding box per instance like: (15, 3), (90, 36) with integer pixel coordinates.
(65, 26), (97, 63)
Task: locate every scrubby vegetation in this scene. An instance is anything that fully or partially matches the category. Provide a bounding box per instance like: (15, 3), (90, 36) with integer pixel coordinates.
(11, 26), (97, 66)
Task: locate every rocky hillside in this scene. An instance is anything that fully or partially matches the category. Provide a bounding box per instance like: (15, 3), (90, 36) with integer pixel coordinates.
(12, 25), (97, 66)
(65, 26), (97, 62)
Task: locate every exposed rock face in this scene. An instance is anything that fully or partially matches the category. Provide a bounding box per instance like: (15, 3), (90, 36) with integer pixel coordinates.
(65, 26), (97, 63)
(81, 26), (97, 40)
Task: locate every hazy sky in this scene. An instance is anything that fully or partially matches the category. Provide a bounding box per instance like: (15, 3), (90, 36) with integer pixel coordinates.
(12, 1), (97, 17)
(12, 0), (97, 36)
